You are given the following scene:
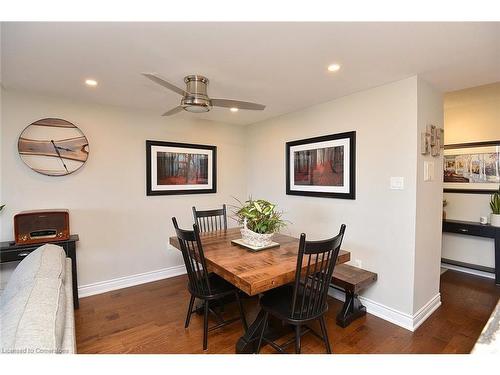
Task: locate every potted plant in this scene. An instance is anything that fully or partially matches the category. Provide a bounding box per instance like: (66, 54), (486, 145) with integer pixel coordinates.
(490, 187), (500, 227)
(233, 198), (286, 247)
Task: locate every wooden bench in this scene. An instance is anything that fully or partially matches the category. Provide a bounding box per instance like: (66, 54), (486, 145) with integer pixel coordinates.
(331, 264), (377, 327)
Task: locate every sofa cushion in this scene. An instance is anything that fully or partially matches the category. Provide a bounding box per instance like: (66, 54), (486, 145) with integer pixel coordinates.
(0, 244), (66, 307)
(0, 276), (66, 353)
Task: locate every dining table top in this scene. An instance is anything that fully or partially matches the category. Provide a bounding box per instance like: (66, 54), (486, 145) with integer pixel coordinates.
(169, 227), (351, 296)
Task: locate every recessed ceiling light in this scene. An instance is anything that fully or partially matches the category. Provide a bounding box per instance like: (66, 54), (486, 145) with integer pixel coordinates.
(230, 107), (239, 112)
(85, 79), (98, 87)
(327, 64), (341, 72)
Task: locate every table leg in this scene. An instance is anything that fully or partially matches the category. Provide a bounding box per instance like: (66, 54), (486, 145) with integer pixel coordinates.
(236, 309), (267, 353)
(65, 242), (79, 309)
(235, 307), (294, 354)
(495, 236), (499, 285)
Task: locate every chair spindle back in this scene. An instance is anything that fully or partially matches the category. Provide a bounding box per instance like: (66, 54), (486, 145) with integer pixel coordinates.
(290, 224), (346, 320)
(172, 217), (211, 296)
(192, 204), (228, 232)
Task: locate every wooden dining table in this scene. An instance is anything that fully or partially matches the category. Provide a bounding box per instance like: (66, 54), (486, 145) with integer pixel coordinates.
(169, 227), (351, 353)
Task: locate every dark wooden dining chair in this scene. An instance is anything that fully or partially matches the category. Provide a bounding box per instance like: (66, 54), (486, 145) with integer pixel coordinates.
(256, 224), (346, 354)
(172, 217), (247, 350)
(192, 204), (227, 232)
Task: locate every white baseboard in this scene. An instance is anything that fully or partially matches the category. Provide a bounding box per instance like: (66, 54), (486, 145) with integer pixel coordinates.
(78, 264), (187, 298)
(328, 288), (441, 332)
(441, 262), (495, 280)
(412, 293), (441, 331)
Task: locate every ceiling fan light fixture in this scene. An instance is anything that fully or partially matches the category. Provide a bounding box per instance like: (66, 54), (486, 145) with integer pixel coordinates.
(181, 94), (212, 113)
(230, 107), (238, 112)
(183, 104), (211, 113)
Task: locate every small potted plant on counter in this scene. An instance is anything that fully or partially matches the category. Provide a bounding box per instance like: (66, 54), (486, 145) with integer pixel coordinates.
(233, 198), (286, 247)
(490, 187), (500, 227)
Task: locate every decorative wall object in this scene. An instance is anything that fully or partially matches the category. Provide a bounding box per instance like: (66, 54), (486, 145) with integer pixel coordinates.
(18, 118), (89, 176)
(146, 140), (216, 196)
(421, 124), (444, 157)
(286, 131), (356, 199)
(443, 140), (500, 194)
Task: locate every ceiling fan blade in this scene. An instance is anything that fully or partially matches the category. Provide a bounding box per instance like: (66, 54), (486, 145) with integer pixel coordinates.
(162, 106), (184, 116)
(211, 98), (266, 111)
(142, 73), (187, 96)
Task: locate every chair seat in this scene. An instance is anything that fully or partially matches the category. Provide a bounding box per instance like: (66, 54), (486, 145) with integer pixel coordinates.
(260, 284), (327, 323)
(189, 273), (237, 298)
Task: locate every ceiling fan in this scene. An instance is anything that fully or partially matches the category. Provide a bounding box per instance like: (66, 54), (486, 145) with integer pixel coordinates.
(142, 73), (266, 116)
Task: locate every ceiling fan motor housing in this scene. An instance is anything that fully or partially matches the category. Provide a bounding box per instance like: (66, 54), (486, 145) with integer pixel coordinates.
(182, 75), (212, 112)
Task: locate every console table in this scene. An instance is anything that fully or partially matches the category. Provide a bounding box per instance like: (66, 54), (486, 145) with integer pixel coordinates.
(442, 219), (499, 285)
(0, 235), (80, 308)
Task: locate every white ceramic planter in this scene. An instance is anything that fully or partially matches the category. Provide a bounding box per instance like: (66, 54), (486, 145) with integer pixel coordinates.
(491, 213), (500, 227)
(240, 228), (274, 247)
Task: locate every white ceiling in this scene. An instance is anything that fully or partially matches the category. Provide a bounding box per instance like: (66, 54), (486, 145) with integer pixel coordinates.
(2, 22), (499, 125)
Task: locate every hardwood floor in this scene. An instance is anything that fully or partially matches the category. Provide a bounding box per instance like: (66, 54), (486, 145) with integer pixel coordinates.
(75, 270), (500, 354)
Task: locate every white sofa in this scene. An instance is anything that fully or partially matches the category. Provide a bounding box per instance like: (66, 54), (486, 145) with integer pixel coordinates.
(0, 244), (76, 354)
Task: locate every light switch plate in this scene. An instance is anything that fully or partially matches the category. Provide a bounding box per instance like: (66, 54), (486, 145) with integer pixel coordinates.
(424, 161), (434, 181)
(390, 177), (404, 190)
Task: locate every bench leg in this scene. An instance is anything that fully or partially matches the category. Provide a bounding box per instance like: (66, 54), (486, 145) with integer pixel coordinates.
(336, 290), (366, 328)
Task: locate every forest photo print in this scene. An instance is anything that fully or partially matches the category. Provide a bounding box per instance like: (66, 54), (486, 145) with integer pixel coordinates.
(146, 140), (217, 196)
(286, 131), (356, 200)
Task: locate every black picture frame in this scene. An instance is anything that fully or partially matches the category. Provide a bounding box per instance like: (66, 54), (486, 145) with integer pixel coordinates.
(146, 140), (217, 196)
(443, 140), (500, 194)
(286, 131), (356, 199)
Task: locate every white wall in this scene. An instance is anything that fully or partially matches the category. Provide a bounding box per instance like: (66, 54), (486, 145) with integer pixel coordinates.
(442, 82), (500, 269)
(246, 76), (443, 319)
(413, 78), (444, 314)
(0, 89), (247, 288)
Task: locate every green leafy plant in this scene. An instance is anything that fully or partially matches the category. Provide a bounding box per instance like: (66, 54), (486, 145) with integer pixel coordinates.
(490, 187), (500, 215)
(233, 198), (287, 234)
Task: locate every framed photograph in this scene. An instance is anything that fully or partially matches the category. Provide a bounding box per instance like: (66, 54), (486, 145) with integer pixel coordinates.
(443, 140), (500, 194)
(286, 131), (356, 199)
(146, 140), (216, 196)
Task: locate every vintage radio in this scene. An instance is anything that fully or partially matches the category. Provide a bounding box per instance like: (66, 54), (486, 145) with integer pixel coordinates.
(14, 209), (70, 245)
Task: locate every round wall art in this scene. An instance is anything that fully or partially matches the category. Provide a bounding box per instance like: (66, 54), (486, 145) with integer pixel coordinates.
(18, 118), (89, 176)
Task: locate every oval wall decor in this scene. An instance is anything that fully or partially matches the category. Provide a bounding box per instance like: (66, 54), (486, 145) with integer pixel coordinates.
(18, 118), (89, 176)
